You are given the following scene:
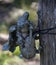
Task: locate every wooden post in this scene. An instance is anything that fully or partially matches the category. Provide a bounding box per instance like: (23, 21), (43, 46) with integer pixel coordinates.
(38, 0), (56, 65)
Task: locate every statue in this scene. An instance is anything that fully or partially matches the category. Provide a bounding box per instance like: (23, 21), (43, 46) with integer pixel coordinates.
(16, 12), (36, 59)
(3, 12), (39, 59)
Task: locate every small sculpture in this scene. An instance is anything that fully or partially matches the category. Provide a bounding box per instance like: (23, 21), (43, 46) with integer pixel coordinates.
(16, 12), (36, 59)
(3, 12), (39, 59)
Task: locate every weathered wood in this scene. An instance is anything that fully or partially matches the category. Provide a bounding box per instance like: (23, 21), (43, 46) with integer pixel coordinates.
(38, 0), (56, 65)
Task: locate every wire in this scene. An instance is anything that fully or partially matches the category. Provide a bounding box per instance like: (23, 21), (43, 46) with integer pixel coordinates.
(34, 26), (56, 35)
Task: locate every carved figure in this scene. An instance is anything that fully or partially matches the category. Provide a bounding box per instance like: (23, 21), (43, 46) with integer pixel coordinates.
(3, 12), (39, 59)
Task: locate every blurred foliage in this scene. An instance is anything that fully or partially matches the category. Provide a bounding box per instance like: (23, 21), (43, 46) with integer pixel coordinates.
(0, 0), (38, 8)
(0, 22), (8, 33)
(0, 46), (21, 65)
(0, 51), (40, 65)
(11, 0), (37, 8)
(29, 10), (37, 22)
(0, 51), (24, 65)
